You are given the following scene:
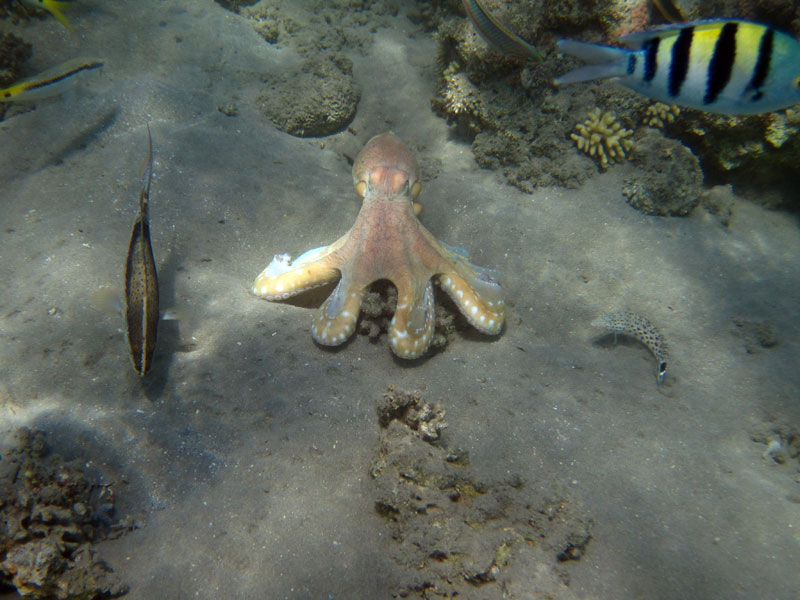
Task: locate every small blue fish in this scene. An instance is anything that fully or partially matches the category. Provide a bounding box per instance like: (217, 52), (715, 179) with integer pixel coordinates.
(555, 20), (800, 115)
(462, 0), (543, 62)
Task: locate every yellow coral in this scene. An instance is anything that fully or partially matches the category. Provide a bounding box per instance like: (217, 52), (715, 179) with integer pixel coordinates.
(765, 112), (799, 148)
(644, 102), (680, 128)
(571, 108), (634, 169)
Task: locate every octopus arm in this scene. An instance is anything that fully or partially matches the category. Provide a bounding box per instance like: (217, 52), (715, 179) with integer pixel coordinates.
(389, 279), (436, 359)
(438, 259), (505, 335)
(311, 275), (363, 346)
(252, 244), (341, 301)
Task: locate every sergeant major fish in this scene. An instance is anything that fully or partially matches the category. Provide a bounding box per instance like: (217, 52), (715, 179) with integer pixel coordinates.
(555, 19), (800, 115)
(0, 57), (103, 103)
(125, 124), (159, 376)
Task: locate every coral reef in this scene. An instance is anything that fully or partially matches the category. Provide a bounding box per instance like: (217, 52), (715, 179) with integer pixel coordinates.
(623, 127), (705, 216)
(643, 102), (680, 128)
(370, 386), (594, 598)
(430, 0), (800, 203)
(749, 419), (800, 482)
(0, 31), (33, 121)
(257, 55), (360, 137)
(0, 428), (131, 599)
(570, 108), (634, 169)
(224, 1), (402, 137)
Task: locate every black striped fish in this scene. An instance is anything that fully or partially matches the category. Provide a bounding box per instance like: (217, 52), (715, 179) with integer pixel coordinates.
(462, 0), (543, 62)
(125, 124), (159, 376)
(555, 20), (800, 115)
(0, 57), (103, 102)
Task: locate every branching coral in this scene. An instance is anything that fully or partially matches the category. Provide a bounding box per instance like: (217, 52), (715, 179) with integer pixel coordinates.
(644, 102), (680, 128)
(571, 108), (634, 169)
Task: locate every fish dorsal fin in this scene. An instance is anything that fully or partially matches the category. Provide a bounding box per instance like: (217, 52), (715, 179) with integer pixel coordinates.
(618, 19), (746, 48)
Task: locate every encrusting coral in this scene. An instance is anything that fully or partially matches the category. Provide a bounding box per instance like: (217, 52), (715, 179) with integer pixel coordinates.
(571, 108), (634, 169)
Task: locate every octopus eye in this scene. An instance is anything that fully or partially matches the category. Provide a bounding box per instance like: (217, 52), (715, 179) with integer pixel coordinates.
(411, 181), (421, 200)
(355, 180), (367, 198)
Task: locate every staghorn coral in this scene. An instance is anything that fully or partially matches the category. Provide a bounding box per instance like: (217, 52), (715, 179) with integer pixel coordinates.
(571, 108), (634, 169)
(644, 102), (680, 128)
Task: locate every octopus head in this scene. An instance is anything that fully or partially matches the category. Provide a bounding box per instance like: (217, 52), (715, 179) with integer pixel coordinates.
(353, 132), (421, 205)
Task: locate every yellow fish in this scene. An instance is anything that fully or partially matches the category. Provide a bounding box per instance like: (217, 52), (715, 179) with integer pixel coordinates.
(19, 0), (76, 29)
(0, 57), (103, 102)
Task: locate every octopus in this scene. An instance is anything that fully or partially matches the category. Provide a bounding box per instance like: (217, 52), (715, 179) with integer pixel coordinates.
(252, 132), (504, 358)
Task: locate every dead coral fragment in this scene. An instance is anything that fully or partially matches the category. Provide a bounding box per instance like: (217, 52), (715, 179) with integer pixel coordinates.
(571, 108), (634, 169)
(644, 102), (680, 128)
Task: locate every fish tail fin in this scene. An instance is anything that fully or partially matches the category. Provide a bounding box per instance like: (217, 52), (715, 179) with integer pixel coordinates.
(554, 39), (630, 85)
(47, 1), (73, 29)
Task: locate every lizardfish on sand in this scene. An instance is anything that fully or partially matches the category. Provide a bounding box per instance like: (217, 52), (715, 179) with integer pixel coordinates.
(0, 57), (103, 102)
(18, 0), (76, 29)
(125, 124), (160, 376)
(556, 20), (800, 115)
(462, 0), (543, 61)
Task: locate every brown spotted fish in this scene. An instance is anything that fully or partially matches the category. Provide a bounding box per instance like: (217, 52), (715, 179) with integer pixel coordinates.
(592, 311), (669, 384)
(124, 124), (159, 376)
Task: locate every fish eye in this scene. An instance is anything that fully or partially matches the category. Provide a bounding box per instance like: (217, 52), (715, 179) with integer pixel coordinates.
(794, 76), (800, 89)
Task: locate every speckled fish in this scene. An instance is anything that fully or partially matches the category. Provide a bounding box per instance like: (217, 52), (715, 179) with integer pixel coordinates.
(592, 311), (669, 384)
(19, 0), (76, 29)
(0, 57), (103, 102)
(124, 124), (159, 376)
(462, 0), (543, 62)
(555, 20), (800, 115)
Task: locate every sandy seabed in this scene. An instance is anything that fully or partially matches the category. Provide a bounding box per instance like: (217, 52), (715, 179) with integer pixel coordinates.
(1, 1), (798, 598)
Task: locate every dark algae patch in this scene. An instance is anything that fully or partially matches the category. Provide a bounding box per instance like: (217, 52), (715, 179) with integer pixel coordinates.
(0, 428), (131, 599)
(371, 386), (593, 598)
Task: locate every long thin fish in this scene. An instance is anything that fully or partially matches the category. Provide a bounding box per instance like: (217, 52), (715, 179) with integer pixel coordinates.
(124, 124), (159, 376)
(462, 0), (543, 62)
(0, 57), (103, 102)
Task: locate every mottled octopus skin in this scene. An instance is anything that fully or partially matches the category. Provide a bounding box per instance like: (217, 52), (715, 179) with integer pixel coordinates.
(252, 132), (504, 358)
